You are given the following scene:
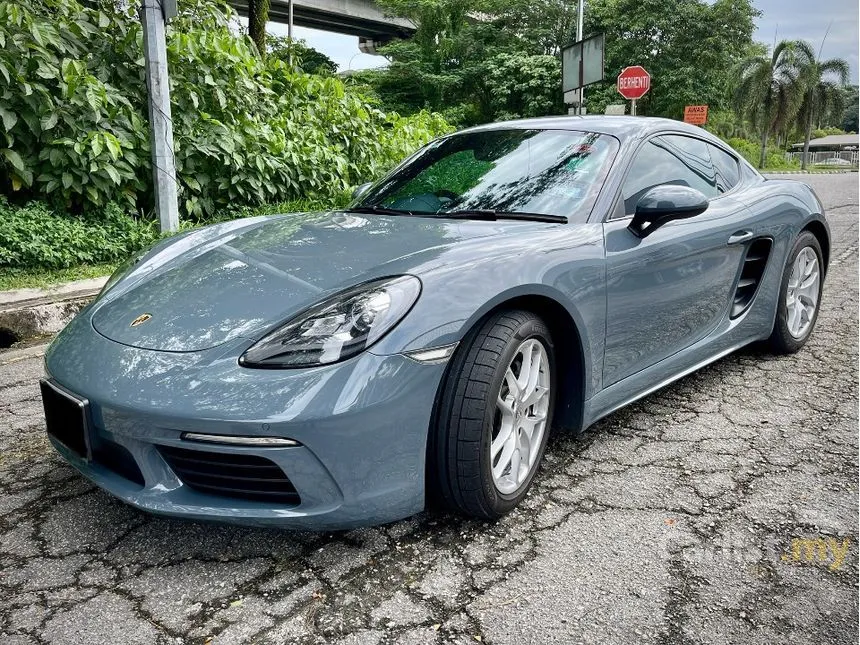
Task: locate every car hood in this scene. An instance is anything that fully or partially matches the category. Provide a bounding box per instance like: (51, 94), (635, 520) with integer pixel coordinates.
(91, 211), (547, 352)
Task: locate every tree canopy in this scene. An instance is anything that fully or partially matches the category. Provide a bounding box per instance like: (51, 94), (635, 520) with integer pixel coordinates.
(360, 0), (760, 126)
(0, 0), (451, 217)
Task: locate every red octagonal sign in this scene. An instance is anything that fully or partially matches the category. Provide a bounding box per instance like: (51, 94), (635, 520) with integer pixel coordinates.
(617, 66), (651, 101)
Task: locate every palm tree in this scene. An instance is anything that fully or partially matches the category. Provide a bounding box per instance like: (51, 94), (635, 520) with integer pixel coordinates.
(794, 40), (850, 169)
(734, 40), (808, 169)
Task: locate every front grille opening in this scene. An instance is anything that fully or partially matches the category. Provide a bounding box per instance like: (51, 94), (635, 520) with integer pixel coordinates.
(92, 440), (145, 487)
(157, 444), (300, 506)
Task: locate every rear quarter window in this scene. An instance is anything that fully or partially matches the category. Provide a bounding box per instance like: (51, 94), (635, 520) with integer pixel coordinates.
(708, 144), (740, 192)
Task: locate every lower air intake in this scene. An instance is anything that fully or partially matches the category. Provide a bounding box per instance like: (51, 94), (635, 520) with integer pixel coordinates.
(158, 444), (300, 505)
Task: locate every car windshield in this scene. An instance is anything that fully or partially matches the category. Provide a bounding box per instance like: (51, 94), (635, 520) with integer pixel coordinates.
(354, 128), (619, 221)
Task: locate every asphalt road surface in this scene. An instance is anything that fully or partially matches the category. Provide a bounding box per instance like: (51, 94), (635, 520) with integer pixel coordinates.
(1, 174), (857, 645)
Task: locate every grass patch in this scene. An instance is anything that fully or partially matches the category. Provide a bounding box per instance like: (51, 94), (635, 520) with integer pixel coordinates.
(0, 263), (117, 291)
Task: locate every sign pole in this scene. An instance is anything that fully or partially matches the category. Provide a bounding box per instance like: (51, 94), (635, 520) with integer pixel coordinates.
(576, 0), (584, 115)
(140, 0), (179, 233)
(631, 98), (636, 116)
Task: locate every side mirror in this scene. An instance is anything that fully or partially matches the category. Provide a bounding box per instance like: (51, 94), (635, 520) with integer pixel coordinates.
(628, 185), (709, 238)
(352, 182), (373, 200)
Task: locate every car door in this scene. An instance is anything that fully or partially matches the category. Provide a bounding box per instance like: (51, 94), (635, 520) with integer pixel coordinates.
(601, 134), (755, 387)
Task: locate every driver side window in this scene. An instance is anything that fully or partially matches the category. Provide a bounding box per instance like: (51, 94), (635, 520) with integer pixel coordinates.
(620, 135), (719, 215)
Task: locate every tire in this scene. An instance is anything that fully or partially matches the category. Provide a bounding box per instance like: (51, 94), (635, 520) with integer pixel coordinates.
(432, 310), (556, 520)
(768, 231), (824, 354)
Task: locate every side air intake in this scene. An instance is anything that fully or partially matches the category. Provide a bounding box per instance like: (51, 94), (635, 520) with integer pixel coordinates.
(731, 238), (773, 318)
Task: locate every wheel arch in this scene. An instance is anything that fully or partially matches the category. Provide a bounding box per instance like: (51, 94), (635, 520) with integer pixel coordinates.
(801, 219), (830, 277)
(424, 291), (589, 508)
(432, 289), (590, 436)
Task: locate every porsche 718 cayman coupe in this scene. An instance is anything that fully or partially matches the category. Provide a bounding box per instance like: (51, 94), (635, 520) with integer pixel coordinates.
(41, 116), (829, 529)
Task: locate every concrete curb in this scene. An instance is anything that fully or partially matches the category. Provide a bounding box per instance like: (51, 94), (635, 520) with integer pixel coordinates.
(763, 169), (858, 175)
(0, 277), (108, 345)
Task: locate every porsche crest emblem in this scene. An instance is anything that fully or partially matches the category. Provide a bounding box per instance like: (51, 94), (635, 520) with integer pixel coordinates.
(130, 313), (153, 327)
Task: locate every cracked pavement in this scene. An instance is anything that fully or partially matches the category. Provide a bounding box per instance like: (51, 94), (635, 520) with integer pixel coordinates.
(1, 174), (857, 645)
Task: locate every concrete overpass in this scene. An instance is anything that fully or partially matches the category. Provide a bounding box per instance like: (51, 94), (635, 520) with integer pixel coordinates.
(229, 0), (415, 43)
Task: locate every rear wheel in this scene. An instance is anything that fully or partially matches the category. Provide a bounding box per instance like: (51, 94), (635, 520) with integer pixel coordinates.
(768, 231), (823, 353)
(432, 310), (555, 519)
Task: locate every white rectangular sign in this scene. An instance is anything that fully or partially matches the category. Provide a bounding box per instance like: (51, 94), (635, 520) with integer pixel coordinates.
(562, 33), (605, 93)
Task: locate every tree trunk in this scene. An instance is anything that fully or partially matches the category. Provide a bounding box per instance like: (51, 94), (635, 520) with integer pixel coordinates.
(801, 93), (815, 171)
(248, 0), (270, 59)
(758, 125), (768, 169)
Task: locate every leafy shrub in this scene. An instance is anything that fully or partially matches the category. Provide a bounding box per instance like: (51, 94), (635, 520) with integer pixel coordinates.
(0, 191), (355, 271)
(726, 137), (800, 170)
(704, 110), (756, 141)
(0, 198), (159, 269)
(0, 0), (148, 209)
(208, 190), (353, 224)
(268, 36), (337, 76)
(0, 0), (452, 220)
(811, 126), (846, 139)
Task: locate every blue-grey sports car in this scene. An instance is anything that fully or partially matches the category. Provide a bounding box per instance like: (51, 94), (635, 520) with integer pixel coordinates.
(42, 116), (829, 529)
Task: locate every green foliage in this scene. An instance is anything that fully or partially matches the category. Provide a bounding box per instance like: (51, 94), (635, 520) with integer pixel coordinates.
(0, 190), (353, 272)
(841, 86), (858, 132)
(586, 0), (760, 118)
(726, 137), (799, 170)
(811, 126), (847, 139)
(731, 37), (851, 169)
(0, 198), (159, 270)
(485, 53), (563, 120)
(208, 191), (353, 224)
(791, 42), (850, 168)
(384, 150), (493, 202)
(268, 36), (337, 76)
(368, 0), (574, 125)
(368, 0), (760, 125)
(0, 0), (451, 220)
(0, 0), (149, 209)
(0, 262), (119, 291)
(733, 39), (810, 167)
(703, 110), (756, 141)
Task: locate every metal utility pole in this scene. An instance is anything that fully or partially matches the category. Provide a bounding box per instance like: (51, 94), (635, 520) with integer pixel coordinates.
(140, 0), (179, 233)
(576, 0), (584, 115)
(285, 0), (293, 67)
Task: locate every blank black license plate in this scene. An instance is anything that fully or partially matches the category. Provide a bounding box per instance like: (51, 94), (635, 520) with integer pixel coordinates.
(40, 379), (91, 459)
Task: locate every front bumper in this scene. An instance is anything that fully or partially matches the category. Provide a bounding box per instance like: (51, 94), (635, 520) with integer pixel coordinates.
(44, 314), (447, 529)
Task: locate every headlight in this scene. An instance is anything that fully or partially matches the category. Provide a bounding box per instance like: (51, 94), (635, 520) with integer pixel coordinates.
(239, 275), (421, 368)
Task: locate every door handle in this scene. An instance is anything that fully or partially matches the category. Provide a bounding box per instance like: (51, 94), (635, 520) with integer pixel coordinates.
(727, 230), (754, 245)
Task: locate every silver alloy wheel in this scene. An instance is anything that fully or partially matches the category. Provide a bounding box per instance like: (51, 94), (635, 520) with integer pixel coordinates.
(491, 338), (551, 495)
(786, 246), (821, 339)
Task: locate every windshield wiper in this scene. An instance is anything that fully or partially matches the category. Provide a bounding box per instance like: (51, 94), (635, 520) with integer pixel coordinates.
(441, 209), (568, 224)
(347, 205), (415, 217)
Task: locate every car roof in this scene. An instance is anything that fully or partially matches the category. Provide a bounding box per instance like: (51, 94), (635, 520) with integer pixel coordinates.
(457, 115), (716, 142)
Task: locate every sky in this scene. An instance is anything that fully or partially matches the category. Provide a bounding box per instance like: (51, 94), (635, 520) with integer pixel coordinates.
(752, 0), (859, 84)
(266, 22), (388, 72)
(265, 1), (860, 83)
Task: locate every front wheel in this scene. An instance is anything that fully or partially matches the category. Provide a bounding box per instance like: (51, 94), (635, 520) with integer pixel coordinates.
(432, 310), (555, 520)
(768, 231), (824, 354)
